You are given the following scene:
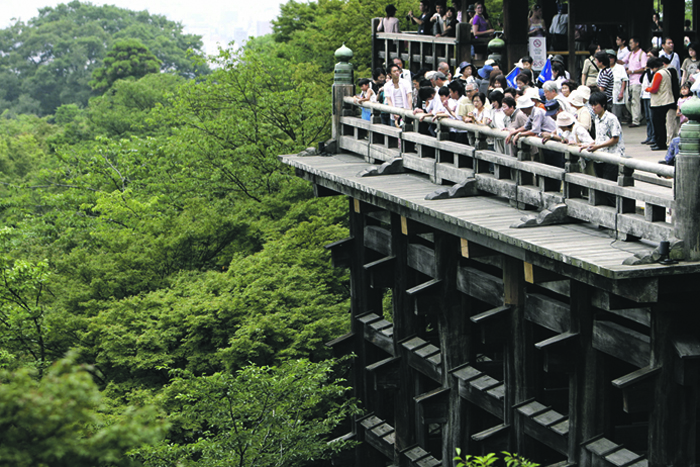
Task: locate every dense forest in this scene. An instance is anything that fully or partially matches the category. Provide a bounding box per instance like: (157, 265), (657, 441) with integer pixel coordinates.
(0, 0), (508, 464)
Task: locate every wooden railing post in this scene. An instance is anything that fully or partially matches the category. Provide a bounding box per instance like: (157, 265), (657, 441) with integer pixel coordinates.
(332, 44), (355, 147)
(675, 98), (700, 260)
(455, 22), (473, 66)
(333, 84), (354, 142)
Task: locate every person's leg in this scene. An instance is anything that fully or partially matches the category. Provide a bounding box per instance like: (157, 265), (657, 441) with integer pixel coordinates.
(642, 98), (655, 142)
(612, 103), (624, 122)
(664, 137), (680, 164)
(629, 84), (642, 125)
(651, 105), (667, 149)
(665, 106), (678, 146)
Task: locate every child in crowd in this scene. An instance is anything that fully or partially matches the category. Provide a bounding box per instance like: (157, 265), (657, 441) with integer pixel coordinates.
(516, 56), (535, 83)
(354, 78), (376, 120)
(677, 83), (692, 126)
(414, 87), (447, 135)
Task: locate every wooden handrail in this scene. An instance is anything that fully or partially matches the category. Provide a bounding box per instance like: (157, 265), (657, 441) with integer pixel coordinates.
(343, 96), (675, 178)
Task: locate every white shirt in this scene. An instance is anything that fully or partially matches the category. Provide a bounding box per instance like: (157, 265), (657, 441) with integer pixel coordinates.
(425, 97), (446, 115)
(612, 63), (629, 104)
(384, 79), (413, 110)
(617, 46), (630, 66)
(557, 122), (593, 145)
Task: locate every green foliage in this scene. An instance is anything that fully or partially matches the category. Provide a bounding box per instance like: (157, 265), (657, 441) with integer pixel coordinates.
(136, 358), (359, 467)
(0, 0), (208, 116)
(0, 2), (363, 465)
(454, 449), (539, 467)
(87, 73), (184, 137)
(166, 42), (332, 202)
(90, 39), (162, 92)
(0, 227), (53, 374)
(0, 353), (167, 467)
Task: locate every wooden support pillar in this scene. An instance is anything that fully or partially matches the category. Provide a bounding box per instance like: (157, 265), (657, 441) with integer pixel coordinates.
(567, 0), (578, 81)
(648, 303), (698, 467)
(456, 22), (473, 66)
(349, 198), (385, 467)
(391, 212), (418, 464)
(502, 0), (529, 73)
(435, 231), (472, 463)
(503, 256), (534, 455)
(663, 0), (685, 67)
(568, 280), (606, 467)
(628, 0), (653, 48)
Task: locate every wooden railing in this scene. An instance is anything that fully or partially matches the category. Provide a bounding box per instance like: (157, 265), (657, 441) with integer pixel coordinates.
(371, 19), (483, 72)
(336, 92), (677, 245)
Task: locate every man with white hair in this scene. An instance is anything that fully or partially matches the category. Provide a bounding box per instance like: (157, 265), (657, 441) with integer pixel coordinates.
(438, 61), (451, 80)
(542, 80), (573, 114)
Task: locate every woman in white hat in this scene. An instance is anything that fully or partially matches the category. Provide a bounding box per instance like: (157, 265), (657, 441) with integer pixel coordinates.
(543, 112), (595, 176)
(542, 112), (592, 145)
(567, 90), (592, 132)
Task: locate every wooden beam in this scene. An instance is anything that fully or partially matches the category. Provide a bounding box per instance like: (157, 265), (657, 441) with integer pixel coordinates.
(324, 237), (354, 269)
(363, 256), (396, 289)
(366, 356), (401, 390)
(460, 238), (499, 259)
(524, 262), (564, 284)
(592, 321), (650, 368)
(612, 365), (660, 414)
(456, 265), (504, 307)
(364, 225), (393, 256)
(313, 183), (341, 198)
(407, 243), (436, 277)
(471, 305), (512, 324)
(325, 332), (355, 357)
(414, 387), (450, 424)
(401, 216), (432, 236)
(406, 278), (442, 315)
(525, 293), (571, 333)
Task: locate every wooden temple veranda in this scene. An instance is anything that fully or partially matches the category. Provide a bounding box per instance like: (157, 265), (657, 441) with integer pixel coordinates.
(279, 75), (700, 467)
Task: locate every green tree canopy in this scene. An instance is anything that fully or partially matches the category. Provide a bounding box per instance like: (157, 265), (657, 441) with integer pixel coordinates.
(136, 359), (358, 467)
(0, 0), (209, 116)
(0, 354), (166, 467)
(90, 39), (162, 92)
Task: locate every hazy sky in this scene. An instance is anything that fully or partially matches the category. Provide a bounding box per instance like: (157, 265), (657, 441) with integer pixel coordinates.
(1, 0), (289, 55)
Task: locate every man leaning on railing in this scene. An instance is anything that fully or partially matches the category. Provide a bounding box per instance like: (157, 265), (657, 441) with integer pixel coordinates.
(384, 63), (413, 127)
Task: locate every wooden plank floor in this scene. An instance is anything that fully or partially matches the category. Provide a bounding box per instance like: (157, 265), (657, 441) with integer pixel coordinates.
(281, 153), (700, 280)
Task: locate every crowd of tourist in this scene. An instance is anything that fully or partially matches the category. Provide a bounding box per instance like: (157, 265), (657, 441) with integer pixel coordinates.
(361, 2), (699, 175)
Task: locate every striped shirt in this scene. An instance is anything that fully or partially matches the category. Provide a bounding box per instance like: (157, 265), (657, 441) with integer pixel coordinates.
(597, 68), (614, 103)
